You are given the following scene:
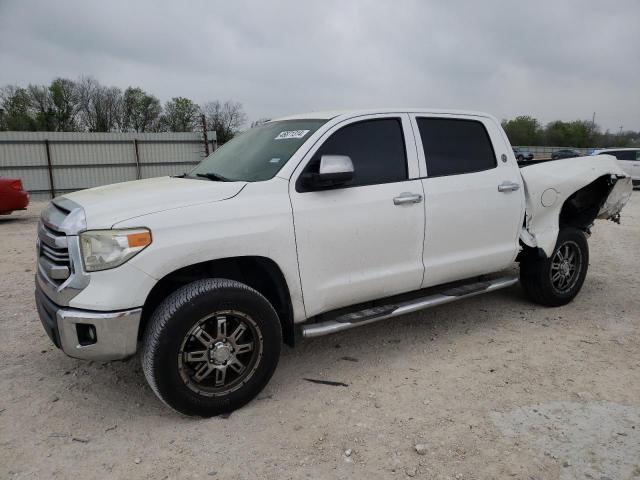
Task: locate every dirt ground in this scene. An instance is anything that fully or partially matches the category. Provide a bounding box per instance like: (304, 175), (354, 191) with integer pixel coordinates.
(1, 195), (639, 480)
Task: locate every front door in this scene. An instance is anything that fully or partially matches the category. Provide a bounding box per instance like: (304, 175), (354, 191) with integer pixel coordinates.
(289, 114), (425, 318)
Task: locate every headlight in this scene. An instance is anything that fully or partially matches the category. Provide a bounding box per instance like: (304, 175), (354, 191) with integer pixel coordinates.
(80, 228), (152, 272)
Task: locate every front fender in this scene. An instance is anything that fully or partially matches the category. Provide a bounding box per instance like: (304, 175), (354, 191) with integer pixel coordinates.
(114, 179), (307, 322)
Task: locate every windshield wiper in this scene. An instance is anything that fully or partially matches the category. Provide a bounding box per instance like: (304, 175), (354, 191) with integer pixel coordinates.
(196, 172), (231, 182)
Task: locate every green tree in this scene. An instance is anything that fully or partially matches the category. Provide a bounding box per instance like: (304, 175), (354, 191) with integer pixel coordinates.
(49, 78), (79, 131)
(0, 85), (36, 131)
(120, 87), (161, 132)
(501, 116), (542, 146)
(544, 120), (572, 146)
(543, 120), (594, 147)
(159, 97), (199, 132)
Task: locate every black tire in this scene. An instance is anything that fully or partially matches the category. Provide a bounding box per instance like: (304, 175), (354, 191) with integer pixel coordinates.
(517, 155), (524, 162)
(519, 227), (589, 307)
(141, 278), (282, 417)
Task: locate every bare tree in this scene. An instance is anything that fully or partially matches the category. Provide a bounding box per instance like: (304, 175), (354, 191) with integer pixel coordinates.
(202, 100), (248, 144)
(76, 76), (122, 132)
(27, 84), (55, 130)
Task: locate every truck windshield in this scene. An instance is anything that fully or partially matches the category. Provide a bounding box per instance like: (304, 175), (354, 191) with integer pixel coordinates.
(190, 119), (327, 182)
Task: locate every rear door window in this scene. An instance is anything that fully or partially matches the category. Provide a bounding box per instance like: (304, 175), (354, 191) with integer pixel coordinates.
(416, 118), (497, 177)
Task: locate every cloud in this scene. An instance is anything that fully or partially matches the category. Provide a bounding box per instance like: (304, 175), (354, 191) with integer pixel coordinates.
(1, 0), (638, 130)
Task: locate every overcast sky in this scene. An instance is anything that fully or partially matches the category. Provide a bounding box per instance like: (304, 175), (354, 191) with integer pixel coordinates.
(1, 0), (638, 131)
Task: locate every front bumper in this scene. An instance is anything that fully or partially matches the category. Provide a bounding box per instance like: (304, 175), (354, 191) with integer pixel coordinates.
(36, 284), (141, 361)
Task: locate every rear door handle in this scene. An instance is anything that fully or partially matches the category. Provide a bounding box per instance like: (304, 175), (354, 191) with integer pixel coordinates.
(393, 192), (423, 205)
(498, 181), (520, 193)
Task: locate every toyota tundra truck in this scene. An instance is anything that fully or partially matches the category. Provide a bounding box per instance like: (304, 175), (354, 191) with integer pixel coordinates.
(35, 109), (633, 416)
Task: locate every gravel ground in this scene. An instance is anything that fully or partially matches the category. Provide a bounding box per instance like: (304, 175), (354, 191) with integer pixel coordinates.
(1, 195), (639, 480)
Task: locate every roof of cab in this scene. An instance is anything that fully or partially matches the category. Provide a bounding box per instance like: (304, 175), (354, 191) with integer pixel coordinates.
(272, 108), (493, 122)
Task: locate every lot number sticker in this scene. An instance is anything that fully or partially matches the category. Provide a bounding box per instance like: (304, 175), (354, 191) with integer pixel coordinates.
(275, 130), (310, 140)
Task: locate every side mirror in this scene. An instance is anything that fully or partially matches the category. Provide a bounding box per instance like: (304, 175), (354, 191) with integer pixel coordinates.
(302, 155), (354, 190)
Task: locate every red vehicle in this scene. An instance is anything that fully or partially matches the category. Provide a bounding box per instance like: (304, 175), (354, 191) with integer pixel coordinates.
(0, 176), (29, 215)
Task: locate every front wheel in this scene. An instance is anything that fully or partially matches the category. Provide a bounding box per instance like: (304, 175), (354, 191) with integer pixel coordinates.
(141, 278), (282, 417)
(519, 227), (589, 307)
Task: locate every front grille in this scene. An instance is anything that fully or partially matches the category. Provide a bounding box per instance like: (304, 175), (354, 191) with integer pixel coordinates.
(41, 241), (70, 264)
(36, 198), (88, 305)
(38, 222), (71, 286)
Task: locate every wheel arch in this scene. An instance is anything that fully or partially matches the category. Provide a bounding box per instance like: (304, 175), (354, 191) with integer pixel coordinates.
(521, 174), (616, 257)
(559, 175), (617, 231)
(139, 256), (296, 347)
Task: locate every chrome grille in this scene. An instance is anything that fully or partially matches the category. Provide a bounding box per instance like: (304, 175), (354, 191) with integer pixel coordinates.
(41, 239), (70, 264)
(36, 197), (89, 306)
(38, 222), (71, 285)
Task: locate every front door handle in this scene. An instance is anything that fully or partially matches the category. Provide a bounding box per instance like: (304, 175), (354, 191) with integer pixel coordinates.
(393, 192), (423, 205)
(498, 181), (520, 193)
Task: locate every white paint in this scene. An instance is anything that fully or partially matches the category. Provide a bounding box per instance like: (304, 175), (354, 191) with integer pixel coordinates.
(519, 155), (628, 255)
(64, 176), (246, 229)
(57, 109), (632, 324)
(288, 113), (424, 317)
(410, 113), (525, 288)
(541, 188), (558, 207)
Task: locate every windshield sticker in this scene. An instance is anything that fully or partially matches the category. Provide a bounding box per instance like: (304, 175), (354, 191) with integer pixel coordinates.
(269, 158), (282, 163)
(274, 130), (310, 140)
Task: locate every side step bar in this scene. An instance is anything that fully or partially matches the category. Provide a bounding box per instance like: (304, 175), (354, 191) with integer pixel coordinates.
(301, 275), (519, 338)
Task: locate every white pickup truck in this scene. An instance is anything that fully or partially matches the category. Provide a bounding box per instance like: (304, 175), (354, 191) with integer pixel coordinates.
(35, 109), (633, 416)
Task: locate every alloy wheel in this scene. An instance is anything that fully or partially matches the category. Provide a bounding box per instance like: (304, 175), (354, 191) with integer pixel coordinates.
(178, 310), (263, 397)
(550, 240), (582, 294)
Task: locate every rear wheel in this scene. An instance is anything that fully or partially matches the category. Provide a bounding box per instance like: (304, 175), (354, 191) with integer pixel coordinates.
(141, 278), (282, 417)
(520, 227), (589, 306)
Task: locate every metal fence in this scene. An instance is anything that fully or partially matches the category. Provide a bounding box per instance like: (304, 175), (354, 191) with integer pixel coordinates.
(0, 131), (216, 200)
(514, 146), (593, 159)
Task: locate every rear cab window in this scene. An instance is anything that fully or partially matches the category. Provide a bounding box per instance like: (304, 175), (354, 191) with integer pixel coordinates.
(416, 117), (497, 177)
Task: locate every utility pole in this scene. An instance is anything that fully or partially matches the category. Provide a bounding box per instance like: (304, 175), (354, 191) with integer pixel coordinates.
(201, 114), (209, 156)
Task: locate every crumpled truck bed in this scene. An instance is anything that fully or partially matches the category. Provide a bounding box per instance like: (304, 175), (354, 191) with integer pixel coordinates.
(519, 155), (633, 256)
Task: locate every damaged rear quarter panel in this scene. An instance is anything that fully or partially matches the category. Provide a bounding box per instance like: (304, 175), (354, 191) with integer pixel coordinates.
(519, 155), (631, 256)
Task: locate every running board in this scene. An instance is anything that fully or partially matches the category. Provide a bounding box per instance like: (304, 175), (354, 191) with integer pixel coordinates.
(301, 275), (519, 338)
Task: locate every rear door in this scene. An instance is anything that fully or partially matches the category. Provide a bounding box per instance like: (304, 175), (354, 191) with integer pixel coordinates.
(410, 115), (525, 288)
(289, 114), (425, 318)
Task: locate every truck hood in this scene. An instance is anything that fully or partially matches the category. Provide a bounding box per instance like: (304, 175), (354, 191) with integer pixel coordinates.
(61, 176), (246, 229)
